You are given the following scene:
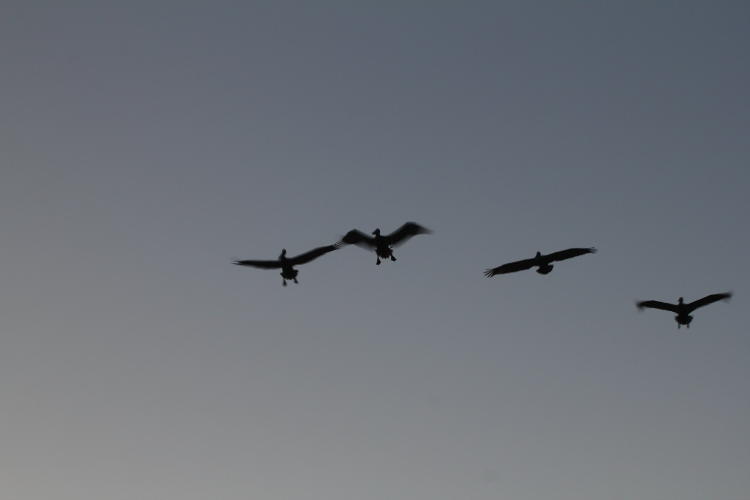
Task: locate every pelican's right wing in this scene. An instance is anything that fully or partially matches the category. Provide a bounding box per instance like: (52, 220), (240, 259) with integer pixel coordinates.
(340, 229), (377, 249)
(484, 258), (536, 277)
(636, 300), (679, 313)
(233, 259), (281, 269)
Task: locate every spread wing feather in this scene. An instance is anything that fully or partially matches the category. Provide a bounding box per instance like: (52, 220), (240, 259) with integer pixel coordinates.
(636, 300), (679, 313)
(384, 222), (432, 247)
(289, 245), (339, 265)
(233, 259), (282, 269)
(484, 258), (536, 277)
(686, 292), (732, 312)
(546, 247), (597, 262)
(340, 229), (377, 249)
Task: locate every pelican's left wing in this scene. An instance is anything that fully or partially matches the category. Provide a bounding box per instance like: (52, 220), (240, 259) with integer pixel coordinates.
(289, 245), (340, 265)
(384, 222), (432, 247)
(686, 292), (732, 312)
(546, 247), (597, 262)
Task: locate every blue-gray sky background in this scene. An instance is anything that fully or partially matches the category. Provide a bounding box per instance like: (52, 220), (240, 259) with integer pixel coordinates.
(2, 2), (748, 499)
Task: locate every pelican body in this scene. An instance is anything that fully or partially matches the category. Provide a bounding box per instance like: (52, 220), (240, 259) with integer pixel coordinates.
(277, 250), (299, 285)
(371, 229), (396, 265)
(532, 251), (554, 274)
(673, 298), (693, 328)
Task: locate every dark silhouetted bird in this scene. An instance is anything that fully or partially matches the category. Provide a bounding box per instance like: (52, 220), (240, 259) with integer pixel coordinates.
(340, 222), (431, 265)
(636, 292), (732, 328)
(484, 247), (597, 277)
(234, 245), (339, 286)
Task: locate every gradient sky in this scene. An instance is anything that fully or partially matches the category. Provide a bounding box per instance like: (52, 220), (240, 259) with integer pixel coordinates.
(2, 2), (749, 499)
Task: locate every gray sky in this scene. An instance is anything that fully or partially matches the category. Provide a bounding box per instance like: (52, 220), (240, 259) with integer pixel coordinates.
(2, 2), (748, 499)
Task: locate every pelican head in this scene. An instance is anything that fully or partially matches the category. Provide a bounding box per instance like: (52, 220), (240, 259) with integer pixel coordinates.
(372, 228), (381, 236)
(678, 296), (684, 305)
(279, 248), (287, 259)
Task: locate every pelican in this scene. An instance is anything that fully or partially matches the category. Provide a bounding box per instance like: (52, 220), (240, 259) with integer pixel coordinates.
(340, 222), (431, 265)
(234, 245), (339, 286)
(484, 247), (597, 277)
(636, 292), (732, 328)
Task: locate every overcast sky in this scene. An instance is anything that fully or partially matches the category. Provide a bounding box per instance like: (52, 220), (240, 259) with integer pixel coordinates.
(2, 2), (749, 499)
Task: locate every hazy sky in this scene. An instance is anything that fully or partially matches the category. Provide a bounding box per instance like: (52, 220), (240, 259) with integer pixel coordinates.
(2, 2), (749, 499)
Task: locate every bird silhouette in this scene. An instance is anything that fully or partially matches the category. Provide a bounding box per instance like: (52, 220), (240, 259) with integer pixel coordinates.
(340, 222), (431, 265)
(636, 292), (732, 328)
(484, 247), (597, 277)
(234, 245), (339, 286)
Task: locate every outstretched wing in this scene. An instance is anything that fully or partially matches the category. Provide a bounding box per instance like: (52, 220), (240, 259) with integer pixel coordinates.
(686, 292), (732, 312)
(484, 258), (536, 277)
(546, 247), (597, 262)
(233, 259), (281, 269)
(340, 229), (377, 249)
(384, 222), (432, 247)
(636, 300), (679, 313)
(289, 245), (340, 265)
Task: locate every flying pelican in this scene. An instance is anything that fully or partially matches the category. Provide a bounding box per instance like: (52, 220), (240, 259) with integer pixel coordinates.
(484, 247), (597, 277)
(340, 222), (431, 265)
(636, 292), (732, 328)
(234, 245), (339, 286)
